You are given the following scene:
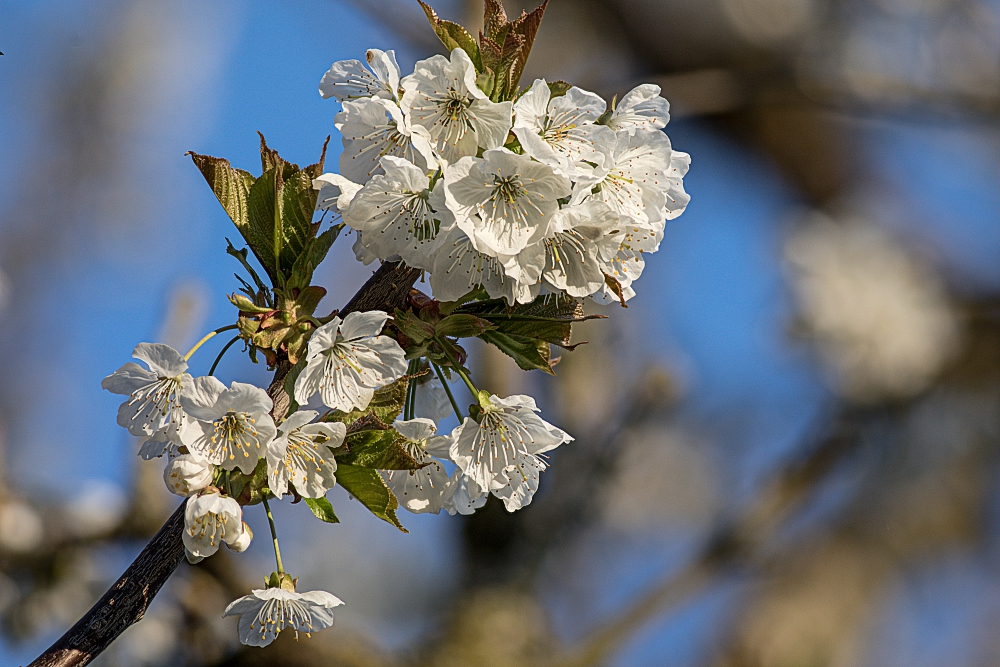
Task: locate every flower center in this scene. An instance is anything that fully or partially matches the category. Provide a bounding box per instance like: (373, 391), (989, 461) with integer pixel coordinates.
(128, 376), (183, 431)
(252, 598), (315, 641)
(285, 430), (328, 474)
(211, 410), (259, 461)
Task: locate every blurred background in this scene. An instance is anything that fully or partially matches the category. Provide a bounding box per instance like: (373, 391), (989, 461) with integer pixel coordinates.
(1, 0), (1000, 665)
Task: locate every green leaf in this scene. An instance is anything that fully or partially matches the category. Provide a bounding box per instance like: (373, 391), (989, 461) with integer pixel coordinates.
(336, 428), (424, 470)
(457, 295), (602, 348)
(187, 152), (256, 234)
(506, 0), (548, 91)
(479, 329), (553, 374)
(288, 224), (343, 290)
(326, 375), (411, 425)
(277, 169), (316, 274)
(304, 497), (340, 523)
(258, 132), (299, 180)
(435, 313), (495, 338)
(418, 0), (481, 69)
(336, 464), (407, 532)
(483, 0), (509, 43)
(246, 166), (281, 282)
(479, 33), (502, 74)
(282, 356), (307, 415)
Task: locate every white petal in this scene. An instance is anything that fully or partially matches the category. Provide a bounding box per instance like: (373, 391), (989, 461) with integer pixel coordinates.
(132, 342), (188, 377)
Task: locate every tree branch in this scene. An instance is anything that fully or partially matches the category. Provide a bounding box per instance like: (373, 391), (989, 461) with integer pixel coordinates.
(29, 260), (422, 667)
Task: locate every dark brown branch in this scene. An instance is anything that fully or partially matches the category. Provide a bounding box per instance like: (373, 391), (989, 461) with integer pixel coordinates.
(28, 503), (187, 667)
(29, 260), (422, 667)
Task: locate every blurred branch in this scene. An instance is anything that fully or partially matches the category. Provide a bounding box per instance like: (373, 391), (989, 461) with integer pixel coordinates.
(554, 409), (863, 667)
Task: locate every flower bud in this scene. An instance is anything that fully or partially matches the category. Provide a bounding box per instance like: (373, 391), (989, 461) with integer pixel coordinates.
(163, 454), (215, 497)
(227, 522), (253, 553)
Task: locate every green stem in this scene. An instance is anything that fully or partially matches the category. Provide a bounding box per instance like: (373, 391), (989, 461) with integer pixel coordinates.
(434, 339), (479, 399)
(208, 335), (241, 376)
(182, 324), (238, 362)
(432, 362), (464, 422)
(403, 358), (420, 421)
(261, 496), (284, 575)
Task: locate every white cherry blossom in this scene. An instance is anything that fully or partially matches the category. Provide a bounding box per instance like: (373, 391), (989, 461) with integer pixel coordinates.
(183, 490), (247, 560)
(449, 394), (572, 510)
(179, 378), (276, 474)
(293, 311), (407, 413)
(101, 343), (192, 445)
(163, 453), (214, 497)
(336, 97), (437, 185)
(444, 148), (571, 256)
(383, 418), (452, 514)
(319, 48), (400, 102)
(515, 201), (622, 299)
(604, 84), (670, 134)
(314, 172), (362, 213)
(492, 452), (547, 512)
(401, 48), (513, 163)
(443, 470), (488, 516)
(512, 78), (616, 179)
(571, 130), (674, 229)
(224, 587), (344, 647)
(661, 149), (692, 222)
(266, 410), (344, 499)
(429, 227), (536, 305)
(344, 156), (454, 268)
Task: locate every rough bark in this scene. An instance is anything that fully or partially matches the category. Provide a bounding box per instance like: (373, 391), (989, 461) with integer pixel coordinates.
(29, 260), (421, 667)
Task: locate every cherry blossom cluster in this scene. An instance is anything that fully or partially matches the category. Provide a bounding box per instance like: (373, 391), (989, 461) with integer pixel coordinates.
(97, 1), (691, 652)
(316, 47), (689, 306)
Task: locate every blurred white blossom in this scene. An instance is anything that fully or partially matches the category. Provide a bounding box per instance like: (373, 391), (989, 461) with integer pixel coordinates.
(785, 215), (961, 403)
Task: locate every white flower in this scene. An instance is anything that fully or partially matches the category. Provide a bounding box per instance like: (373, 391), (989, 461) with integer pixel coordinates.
(785, 216), (961, 403)
(444, 148), (572, 257)
(401, 48), (513, 163)
(383, 418), (452, 514)
(449, 394), (572, 510)
(101, 343), (192, 444)
(314, 172), (362, 213)
(224, 587), (344, 647)
(512, 78), (616, 179)
(293, 311), (407, 412)
(429, 226), (536, 305)
(183, 490), (247, 559)
(443, 470), (488, 515)
(344, 156), (454, 269)
(179, 378), (277, 474)
(492, 453), (547, 512)
(604, 84), (670, 135)
(661, 149), (692, 222)
(319, 48), (400, 101)
(163, 453), (215, 497)
(591, 221), (662, 304)
(335, 97), (438, 185)
(533, 201), (622, 298)
(571, 130), (674, 229)
(266, 410), (344, 499)
(413, 376), (452, 425)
